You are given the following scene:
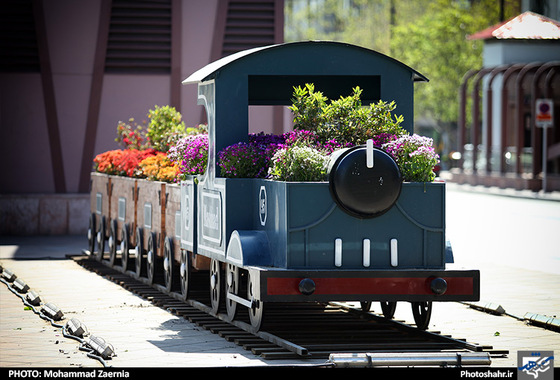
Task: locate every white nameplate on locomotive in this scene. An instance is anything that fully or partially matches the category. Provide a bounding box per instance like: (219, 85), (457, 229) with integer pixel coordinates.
(201, 190), (222, 245)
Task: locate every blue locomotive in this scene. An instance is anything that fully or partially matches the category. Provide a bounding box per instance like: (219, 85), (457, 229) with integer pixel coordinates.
(88, 41), (479, 332)
(177, 41), (479, 330)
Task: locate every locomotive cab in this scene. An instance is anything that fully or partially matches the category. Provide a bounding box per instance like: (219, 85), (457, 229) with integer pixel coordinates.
(181, 41), (480, 331)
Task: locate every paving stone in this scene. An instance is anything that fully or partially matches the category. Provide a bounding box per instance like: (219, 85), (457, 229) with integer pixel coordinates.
(1, 225), (559, 369)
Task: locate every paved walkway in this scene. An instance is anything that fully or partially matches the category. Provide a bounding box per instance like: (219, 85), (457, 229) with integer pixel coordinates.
(1, 184), (559, 369)
(0, 237), (323, 368)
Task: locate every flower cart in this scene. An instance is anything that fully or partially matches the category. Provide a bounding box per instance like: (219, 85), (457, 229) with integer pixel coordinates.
(88, 41), (480, 332)
(178, 41), (480, 330)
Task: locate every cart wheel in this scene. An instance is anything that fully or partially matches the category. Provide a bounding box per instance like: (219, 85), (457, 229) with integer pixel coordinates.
(225, 263), (240, 321)
(380, 301), (397, 319)
(180, 249), (191, 301)
(210, 259), (223, 314)
(411, 301), (432, 330)
(87, 213), (96, 255)
(360, 301), (372, 312)
(146, 232), (160, 285)
(163, 237), (177, 293)
(96, 216), (106, 262)
(121, 224), (131, 271)
(109, 219), (118, 266)
(248, 271), (264, 331)
(134, 227), (144, 279)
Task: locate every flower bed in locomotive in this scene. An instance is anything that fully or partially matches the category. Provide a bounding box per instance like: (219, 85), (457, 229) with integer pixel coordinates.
(182, 41), (480, 331)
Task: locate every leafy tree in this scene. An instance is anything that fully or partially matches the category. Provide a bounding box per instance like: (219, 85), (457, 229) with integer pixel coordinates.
(285, 0), (520, 151)
(389, 0), (518, 151)
(285, 0), (394, 54)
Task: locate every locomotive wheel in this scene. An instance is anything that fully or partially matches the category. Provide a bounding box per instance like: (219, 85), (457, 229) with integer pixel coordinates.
(360, 301), (372, 312)
(96, 216), (106, 262)
(179, 249), (191, 301)
(146, 232), (160, 285)
(120, 224), (131, 272)
(380, 301), (397, 319)
(87, 213), (96, 256)
(134, 227), (144, 279)
(225, 263), (239, 321)
(163, 237), (177, 293)
(209, 259), (223, 314)
(247, 271), (264, 330)
(411, 301), (432, 330)
(109, 219), (118, 266)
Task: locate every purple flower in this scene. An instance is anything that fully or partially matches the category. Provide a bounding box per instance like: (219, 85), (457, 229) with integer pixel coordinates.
(382, 134), (440, 182)
(168, 134), (208, 179)
(218, 137), (279, 178)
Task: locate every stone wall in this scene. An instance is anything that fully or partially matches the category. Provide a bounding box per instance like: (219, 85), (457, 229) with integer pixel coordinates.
(0, 194), (89, 236)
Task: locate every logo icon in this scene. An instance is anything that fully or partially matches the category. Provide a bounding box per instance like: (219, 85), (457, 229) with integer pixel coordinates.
(518, 351), (554, 380)
(259, 186), (267, 226)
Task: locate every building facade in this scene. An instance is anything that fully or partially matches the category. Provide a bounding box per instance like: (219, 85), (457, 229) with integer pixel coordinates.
(0, 0), (284, 234)
(450, 11), (560, 193)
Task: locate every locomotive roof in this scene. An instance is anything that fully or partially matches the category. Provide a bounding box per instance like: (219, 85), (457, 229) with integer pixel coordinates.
(183, 41), (428, 85)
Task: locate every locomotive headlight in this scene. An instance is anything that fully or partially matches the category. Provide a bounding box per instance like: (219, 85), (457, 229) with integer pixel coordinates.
(328, 144), (402, 218)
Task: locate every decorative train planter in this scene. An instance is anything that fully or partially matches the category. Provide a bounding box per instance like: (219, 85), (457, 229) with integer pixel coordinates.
(88, 41), (480, 331)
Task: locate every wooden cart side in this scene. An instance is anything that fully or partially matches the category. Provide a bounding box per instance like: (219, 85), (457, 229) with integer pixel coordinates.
(164, 184), (182, 263)
(136, 179), (166, 257)
(109, 176), (138, 242)
(90, 173), (112, 233)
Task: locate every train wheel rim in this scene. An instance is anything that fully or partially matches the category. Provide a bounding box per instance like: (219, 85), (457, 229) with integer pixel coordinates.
(247, 272), (263, 331)
(411, 301), (432, 330)
(225, 263), (239, 321)
(121, 224), (130, 272)
(180, 250), (190, 301)
(381, 301), (397, 319)
(108, 219), (118, 266)
(96, 217), (106, 262)
(209, 259), (222, 314)
(146, 233), (156, 285)
(134, 228), (143, 278)
(88, 213), (96, 255)
(360, 301), (372, 312)
(163, 237), (173, 293)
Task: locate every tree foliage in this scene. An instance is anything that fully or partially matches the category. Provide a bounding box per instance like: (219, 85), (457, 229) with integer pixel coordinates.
(284, 0), (520, 129)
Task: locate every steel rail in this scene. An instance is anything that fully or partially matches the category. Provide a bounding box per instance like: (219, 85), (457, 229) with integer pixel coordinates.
(74, 254), (500, 362)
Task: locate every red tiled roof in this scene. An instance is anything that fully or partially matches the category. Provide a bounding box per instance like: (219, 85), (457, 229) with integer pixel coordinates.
(468, 11), (560, 40)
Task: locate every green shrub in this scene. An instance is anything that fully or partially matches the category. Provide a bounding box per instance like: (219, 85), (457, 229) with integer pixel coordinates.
(146, 105), (186, 152)
(289, 84), (406, 147)
(269, 145), (329, 182)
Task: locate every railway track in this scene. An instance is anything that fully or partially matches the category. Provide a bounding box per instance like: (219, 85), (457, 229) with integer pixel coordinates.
(73, 254), (503, 363)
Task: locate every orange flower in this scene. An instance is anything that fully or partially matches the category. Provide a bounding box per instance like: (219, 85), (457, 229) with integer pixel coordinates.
(93, 150), (125, 175)
(94, 149), (157, 177)
(139, 152), (179, 182)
